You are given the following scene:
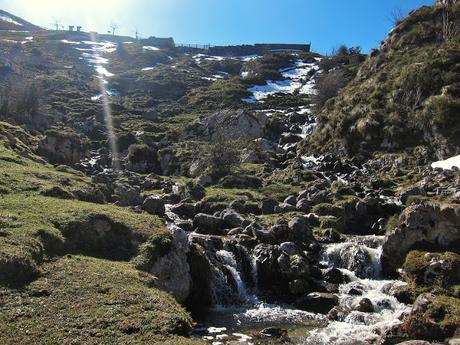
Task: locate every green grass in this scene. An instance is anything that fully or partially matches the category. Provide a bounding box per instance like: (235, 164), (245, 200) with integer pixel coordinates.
(0, 255), (202, 345)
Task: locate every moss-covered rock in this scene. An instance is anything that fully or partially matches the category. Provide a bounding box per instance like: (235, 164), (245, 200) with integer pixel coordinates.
(400, 293), (460, 342)
(402, 250), (460, 288)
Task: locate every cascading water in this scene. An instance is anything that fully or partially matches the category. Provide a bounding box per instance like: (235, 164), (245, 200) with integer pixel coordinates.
(303, 236), (410, 345)
(197, 238), (322, 344)
(167, 200), (409, 344)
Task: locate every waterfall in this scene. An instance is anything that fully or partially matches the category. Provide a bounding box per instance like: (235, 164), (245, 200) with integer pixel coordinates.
(216, 250), (253, 304)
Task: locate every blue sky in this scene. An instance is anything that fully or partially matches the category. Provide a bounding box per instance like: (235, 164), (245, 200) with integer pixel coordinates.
(1, 0), (433, 54)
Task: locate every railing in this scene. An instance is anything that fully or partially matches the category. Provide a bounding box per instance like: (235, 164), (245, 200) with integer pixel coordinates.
(176, 43), (214, 49)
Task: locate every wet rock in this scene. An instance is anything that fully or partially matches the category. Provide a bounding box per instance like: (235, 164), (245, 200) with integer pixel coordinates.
(327, 306), (350, 321)
(288, 255), (310, 277)
(193, 213), (225, 235)
(259, 327), (288, 339)
(175, 220), (193, 232)
(288, 279), (311, 296)
(323, 267), (350, 285)
(186, 243), (214, 315)
(316, 228), (342, 243)
(382, 203), (460, 274)
(295, 292), (339, 314)
(357, 298), (374, 313)
(142, 195), (166, 216)
(254, 244), (283, 291)
(347, 285), (364, 296)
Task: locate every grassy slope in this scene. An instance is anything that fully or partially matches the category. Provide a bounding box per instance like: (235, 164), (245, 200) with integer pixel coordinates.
(0, 256), (201, 345)
(0, 121), (201, 343)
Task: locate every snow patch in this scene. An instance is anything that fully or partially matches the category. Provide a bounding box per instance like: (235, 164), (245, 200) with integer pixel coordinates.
(431, 155), (460, 170)
(242, 58), (321, 103)
(141, 66), (157, 71)
(0, 14), (23, 26)
(61, 39), (81, 45)
(242, 79), (302, 103)
(143, 46), (160, 51)
(95, 65), (114, 78)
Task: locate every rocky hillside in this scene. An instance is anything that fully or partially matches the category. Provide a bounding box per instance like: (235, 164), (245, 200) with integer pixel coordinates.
(305, 1), (460, 161)
(0, 10), (43, 31)
(0, 2), (459, 345)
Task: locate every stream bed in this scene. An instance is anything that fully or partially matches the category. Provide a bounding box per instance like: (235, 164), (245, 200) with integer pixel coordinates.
(190, 235), (410, 345)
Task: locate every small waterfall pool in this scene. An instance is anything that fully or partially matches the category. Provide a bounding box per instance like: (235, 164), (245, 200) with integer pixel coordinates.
(193, 235), (410, 345)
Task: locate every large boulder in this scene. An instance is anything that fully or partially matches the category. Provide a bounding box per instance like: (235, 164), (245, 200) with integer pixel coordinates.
(142, 195), (166, 216)
(193, 213), (225, 235)
(202, 109), (268, 140)
(221, 209), (245, 228)
(382, 203), (460, 274)
(38, 128), (88, 165)
(399, 293), (460, 342)
(169, 203), (196, 219)
(134, 226), (191, 304)
(113, 182), (142, 206)
(401, 250), (460, 287)
(288, 217), (314, 245)
(125, 144), (160, 174)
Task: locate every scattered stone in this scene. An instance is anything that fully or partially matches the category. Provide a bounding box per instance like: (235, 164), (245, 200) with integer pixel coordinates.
(193, 213), (225, 235)
(142, 195), (166, 216)
(259, 198), (278, 214)
(259, 327), (288, 338)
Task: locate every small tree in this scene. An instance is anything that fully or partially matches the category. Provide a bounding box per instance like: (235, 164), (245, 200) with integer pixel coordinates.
(442, 5), (458, 41)
(109, 22), (119, 36)
(387, 7), (406, 26)
(205, 126), (241, 177)
(1, 80), (41, 123)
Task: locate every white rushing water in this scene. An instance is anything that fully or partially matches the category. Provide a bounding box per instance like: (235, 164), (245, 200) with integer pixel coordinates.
(303, 236), (410, 345)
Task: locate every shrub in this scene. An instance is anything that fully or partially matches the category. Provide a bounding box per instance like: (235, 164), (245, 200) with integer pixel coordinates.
(0, 80), (41, 124)
(203, 127), (241, 177)
(313, 69), (348, 110)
